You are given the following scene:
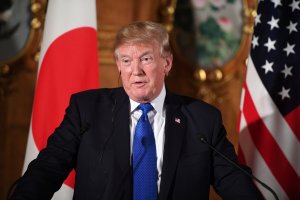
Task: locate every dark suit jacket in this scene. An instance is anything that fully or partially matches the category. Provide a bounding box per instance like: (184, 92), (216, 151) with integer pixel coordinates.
(10, 88), (262, 200)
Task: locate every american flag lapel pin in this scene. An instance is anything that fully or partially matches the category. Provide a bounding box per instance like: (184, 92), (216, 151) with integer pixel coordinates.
(175, 117), (181, 124)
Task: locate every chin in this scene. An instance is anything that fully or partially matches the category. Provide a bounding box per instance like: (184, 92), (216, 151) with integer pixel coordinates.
(132, 93), (152, 103)
(127, 88), (154, 102)
(135, 96), (151, 103)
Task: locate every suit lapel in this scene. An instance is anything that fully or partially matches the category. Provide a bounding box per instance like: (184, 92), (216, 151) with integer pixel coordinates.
(110, 88), (134, 200)
(159, 92), (186, 199)
(111, 88), (131, 172)
(90, 88), (132, 199)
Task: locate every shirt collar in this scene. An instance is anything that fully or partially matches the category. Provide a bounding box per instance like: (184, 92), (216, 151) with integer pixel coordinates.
(130, 85), (166, 114)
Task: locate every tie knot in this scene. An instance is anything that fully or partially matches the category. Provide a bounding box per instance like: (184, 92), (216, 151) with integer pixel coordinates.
(138, 103), (153, 114)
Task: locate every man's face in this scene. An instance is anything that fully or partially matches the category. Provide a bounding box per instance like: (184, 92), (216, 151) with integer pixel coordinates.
(116, 41), (172, 103)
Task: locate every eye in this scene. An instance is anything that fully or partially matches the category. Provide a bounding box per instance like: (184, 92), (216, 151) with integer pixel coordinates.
(121, 57), (131, 66)
(141, 55), (153, 64)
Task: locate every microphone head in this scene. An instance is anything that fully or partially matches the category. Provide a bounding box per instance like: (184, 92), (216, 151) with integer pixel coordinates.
(197, 133), (207, 143)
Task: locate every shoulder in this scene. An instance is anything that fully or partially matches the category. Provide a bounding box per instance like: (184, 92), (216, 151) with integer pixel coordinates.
(71, 87), (124, 100)
(168, 91), (220, 116)
(73, 87), (123, 97)
(67, 87), (126, 108)
(168, 92), (225, 143)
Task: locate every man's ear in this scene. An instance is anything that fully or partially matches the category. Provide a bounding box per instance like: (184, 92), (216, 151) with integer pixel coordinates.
(164, 55), (173, 74)
(116, 62), (121, 74)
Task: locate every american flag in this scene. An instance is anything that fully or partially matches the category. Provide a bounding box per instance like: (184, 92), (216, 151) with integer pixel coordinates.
(238, 0), (300, 199)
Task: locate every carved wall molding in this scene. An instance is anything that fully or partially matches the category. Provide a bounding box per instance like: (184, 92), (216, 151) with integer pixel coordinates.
(98, 24), (121, 65)
(0, 0), (47, 97)
(0, 1), (47, 199)
(162, 0), (257, 105)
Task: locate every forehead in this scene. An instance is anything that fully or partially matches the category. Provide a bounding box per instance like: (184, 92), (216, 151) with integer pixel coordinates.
(116, 41), (160, 56)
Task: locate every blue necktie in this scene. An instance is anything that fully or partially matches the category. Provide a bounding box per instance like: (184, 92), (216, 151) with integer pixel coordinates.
(133, 103), (157, 200)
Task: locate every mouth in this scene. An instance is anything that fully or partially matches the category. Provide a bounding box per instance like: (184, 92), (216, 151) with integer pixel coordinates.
(133, 81), (146, 87)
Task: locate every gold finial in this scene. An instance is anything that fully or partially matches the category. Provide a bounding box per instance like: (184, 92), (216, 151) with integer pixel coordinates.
(195, 69), (207, 81)
(31, 2), (42, 13)
(31, 17), (41, 29)
(0, 65), (10, 76)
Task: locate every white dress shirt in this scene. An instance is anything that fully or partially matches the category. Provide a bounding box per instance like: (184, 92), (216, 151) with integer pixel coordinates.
(129, 85), (166, 192)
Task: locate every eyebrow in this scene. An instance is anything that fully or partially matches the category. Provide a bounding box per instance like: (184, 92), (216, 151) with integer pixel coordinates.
(139, 50), (153, 58)
(118, 50), (154, 59)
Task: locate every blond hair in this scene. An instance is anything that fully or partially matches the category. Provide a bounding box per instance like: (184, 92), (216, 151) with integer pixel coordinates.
(113, 21), (172, 59)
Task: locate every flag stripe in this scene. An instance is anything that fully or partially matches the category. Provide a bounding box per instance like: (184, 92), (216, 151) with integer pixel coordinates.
(284, 106), (300, 141)
(246, 57), (300, 175)
(243, 84), (300, 199)
(238, 115), (288, 200)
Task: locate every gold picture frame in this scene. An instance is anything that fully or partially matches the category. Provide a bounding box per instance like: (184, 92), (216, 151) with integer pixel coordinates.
(161, 0), (257, 82)
(0, 0), (47, 96)
(0, 0), (46, 68)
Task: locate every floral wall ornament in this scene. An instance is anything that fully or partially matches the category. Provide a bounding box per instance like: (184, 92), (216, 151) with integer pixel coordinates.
(174, 0), (243, 69)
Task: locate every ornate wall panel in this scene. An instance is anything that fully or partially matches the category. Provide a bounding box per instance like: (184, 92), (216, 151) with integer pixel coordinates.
(0, 0), (47, 199)
(163, 0), (257, 149)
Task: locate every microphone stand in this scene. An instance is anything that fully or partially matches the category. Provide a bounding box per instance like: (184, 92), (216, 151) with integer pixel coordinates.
(199, 135), (279, 200)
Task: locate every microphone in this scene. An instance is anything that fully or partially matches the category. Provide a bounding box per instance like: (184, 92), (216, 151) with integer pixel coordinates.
(182, 106), (279, 200)
(198, 134), (279, 200)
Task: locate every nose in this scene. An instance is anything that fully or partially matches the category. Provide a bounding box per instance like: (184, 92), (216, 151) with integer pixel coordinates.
(132, 60), (144, 76)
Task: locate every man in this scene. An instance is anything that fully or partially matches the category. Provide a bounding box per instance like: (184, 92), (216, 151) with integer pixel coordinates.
(10, 21), (262, 199)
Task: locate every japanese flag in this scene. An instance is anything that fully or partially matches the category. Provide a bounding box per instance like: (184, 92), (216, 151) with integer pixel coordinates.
(23, 0), (99, 199)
